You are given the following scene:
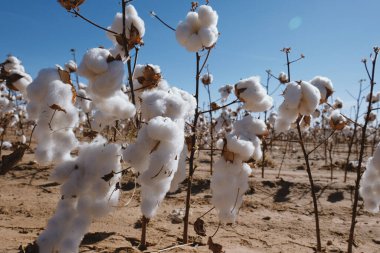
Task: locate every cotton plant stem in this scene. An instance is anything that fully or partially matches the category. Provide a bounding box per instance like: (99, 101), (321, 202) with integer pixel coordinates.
(206, 84), (214, 175)
(183, 52), (201, 244)
(296, 117), (322, 252)
(348, 48), (378, 253)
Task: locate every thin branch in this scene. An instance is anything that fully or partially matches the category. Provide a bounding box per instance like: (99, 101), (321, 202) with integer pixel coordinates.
(198, 48), (212, 75)
(150, 11), (176, 31)
(69, 10), (117, 34)
(307, 129), (336, 156)
(77, 94), (92, 101)
(199, 99), (239, 115)
(363, 60), (372, 82)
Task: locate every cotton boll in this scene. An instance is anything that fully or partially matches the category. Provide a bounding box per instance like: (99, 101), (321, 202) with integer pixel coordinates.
(226, 134), (254, 161)
(218, 84), (234, 102)
(199, 26), (218, 48)
(185, 33), (203, 52)
(77, 48), (110, 80)
(282, 82), (302, 109)
(50, 159), (77, 184)
(147, 116), (181, 141)
(299, 81), (321, 115)
(176, 22), (192, 45)
(169, 145), (187, 192)
(198, 5), (218, 27)
(310, 76), (333, 103)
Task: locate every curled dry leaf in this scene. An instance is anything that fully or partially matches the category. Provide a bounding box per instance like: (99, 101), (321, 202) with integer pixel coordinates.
(106, 54), (122, 63)
(207, 237), (224, 253)
(57, 67), (76, 103)
(150, 141), (161, 154)
(0, 144), (27, 175)
(136, 65), (161, 90)
(194, 218), (207, 236)
(234, 85), (247, 102)
(222, 139), (234, 163)
(101, 171), (115, 182)
(300, 115), (311, 129)
(185, 136), (193, 153)
(49, 104), (67, 113)
(57, 0), (85, 11)
(83, 130), (98, 139)
(5, 73), (24, 91)
(211, 102), (220, 111)
(115, 24), (144, 51)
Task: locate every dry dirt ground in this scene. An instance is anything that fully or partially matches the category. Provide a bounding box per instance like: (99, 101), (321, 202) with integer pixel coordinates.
(0, 143), (379, 253)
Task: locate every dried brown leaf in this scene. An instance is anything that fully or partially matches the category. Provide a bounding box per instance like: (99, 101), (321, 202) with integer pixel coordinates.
(150, 141), (161, 154)
(234, 85), (247, 102)
(207, 237), (224, 253)
(57, 0), (85, 11)
(0, 144), (27, 175)
(49, 104), (67, 113)
(83, 130), (98, 139)
(194, 218), (207, 236)
(211, 102), (220, 111)
(6, 73), (24, 91)
(57, 68), (76, 103)
(222, 139), (234, 163)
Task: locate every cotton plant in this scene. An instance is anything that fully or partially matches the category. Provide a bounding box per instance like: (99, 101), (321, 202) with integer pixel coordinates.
(211, 114), (268, 223)
(176, 5), (219, 52)
(37, 136), (122, 253)
(360, 143), (380, 213)
(122, 85), (196, 219)
(329, 110), (346, 130)
(26, 64), (79, 165)
(77, 47), (135, 131)
(274, 81), (322, 132)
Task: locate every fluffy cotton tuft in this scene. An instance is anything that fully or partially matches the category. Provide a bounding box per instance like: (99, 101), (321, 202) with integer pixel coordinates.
(106, 5), (145, 51)
(176, 5), (219, 52)
(234, 76), (273, 112)
(26, 67), (79, 164)
(275, 81), (321, 132)
(123, 84), (195, 218)
(218, 84), (233, 102)
(37, 136), (122, 253)
(211, 114), (266, 223)
(310, 76), (333, 103)
(360, 143), (380, 213)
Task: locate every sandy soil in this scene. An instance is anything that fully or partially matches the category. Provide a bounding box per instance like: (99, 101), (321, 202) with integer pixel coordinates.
(1, 142), (380, 253)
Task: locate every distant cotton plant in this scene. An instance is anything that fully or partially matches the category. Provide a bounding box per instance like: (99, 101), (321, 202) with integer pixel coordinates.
(275, 81), (321, 132)
(366, 91), (380, 103)
(359, 143), (380, 213)
(201, 73), (213, 85)
(37, 136), (122, 253)
(234, 76), (273, 112)
(176, 5), (219, 52)
(333, 97), (343, 109)
(278, 71), (288, 84)
(218, 84), (233, 102)
(211, 115), (268, 223)
(26, 65), (79, 165)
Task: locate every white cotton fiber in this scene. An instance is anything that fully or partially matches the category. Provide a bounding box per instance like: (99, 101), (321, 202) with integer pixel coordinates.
(211, 114), (266, 223)
(310, 76), (333, 103)
(360, 143), (380, 213)
(176, 5), (219, 52)
(37, 136), (122, 253)
(26, 67), (79, 165)
(234, 76), (273, 112)
(211, 159), (251, 223)
(299, 81), (321, 115)
(218, 84), (233, 102)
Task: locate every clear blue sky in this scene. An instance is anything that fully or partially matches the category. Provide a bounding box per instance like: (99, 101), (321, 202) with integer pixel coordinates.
(1, 0), (380, 116)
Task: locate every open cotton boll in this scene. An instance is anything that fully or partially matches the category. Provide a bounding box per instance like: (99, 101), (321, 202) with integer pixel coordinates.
(233, 114), (268, 138)
(234, 76), (273, 112)
(198, 5), (218, 27)
(218, 84), (233, 102)
(77, 48), (110, 80)
(176, 5), (219, 52)
(106, 6), (145, 48)
(226, 134), (254, 161)
(310, 76), (333, 103)
(211, 159), (251, 223)
(282, 82), (302, 109)
(38, 136), (122, 253)
(299, 81), (321, 116)
(360, 143), (380, 213)
(147, 116), (181, 141)
(95, 91), (136, 120)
